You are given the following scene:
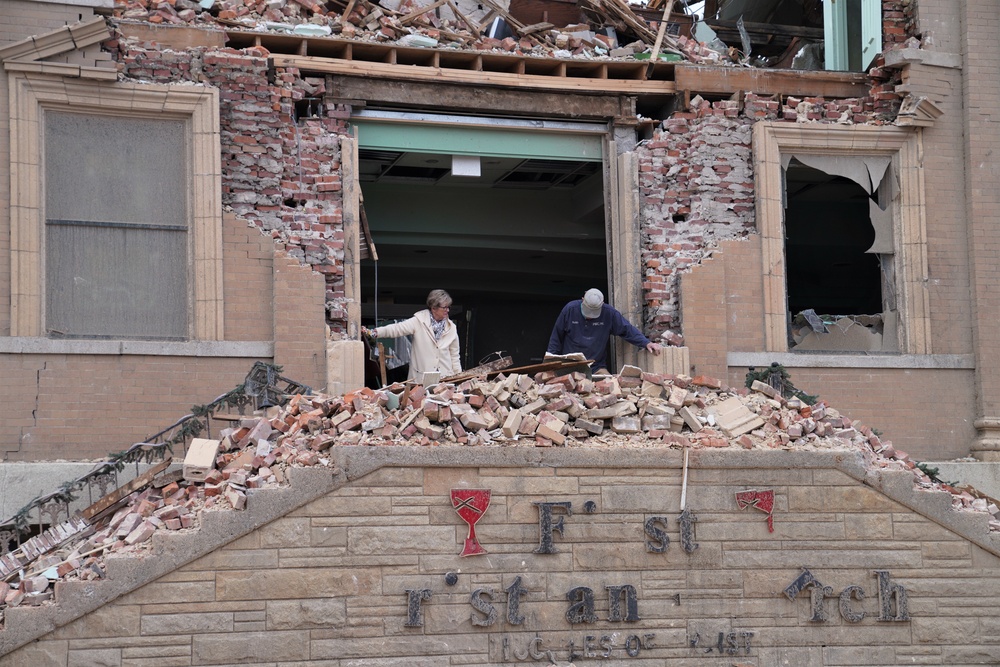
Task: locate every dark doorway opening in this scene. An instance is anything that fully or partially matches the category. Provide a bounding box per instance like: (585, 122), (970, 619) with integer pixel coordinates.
(359, 150), (607, 377)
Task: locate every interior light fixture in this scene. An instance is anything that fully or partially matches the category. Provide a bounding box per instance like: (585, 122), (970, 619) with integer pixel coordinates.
(452, 155), (482, 177)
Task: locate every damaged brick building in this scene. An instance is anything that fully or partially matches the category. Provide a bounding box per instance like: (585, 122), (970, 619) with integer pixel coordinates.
(1, 0), (999, 468)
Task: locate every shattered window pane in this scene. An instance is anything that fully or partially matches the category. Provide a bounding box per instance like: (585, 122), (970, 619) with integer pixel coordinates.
(784, 158), (896, 352)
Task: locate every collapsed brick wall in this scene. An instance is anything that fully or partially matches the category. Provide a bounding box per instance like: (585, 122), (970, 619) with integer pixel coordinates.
(108, 0), (919, 342)
(636, 0), (918, 339)
(638, 107), (753, 334)
(637, 94), (877, 338)
(111, 30), (355, 334)
(868, 0), (919, 119)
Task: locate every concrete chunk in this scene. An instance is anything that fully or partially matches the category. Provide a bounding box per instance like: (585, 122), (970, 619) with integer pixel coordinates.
(184, 438), (222, 482)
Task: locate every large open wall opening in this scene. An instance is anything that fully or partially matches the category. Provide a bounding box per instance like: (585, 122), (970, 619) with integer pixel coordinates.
(356, 138), (607, 377)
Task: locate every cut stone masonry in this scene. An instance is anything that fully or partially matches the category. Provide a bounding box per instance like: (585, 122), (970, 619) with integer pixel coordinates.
(3, 362), (999, 651)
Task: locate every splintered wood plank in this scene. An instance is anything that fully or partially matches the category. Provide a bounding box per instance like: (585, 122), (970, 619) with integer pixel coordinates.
(81, 459), (172, 521)
(400, 0), (448, 25)
(518, 22), (555, 35)
(445, 0), (481, 34)
(675, 64), (868, 98)
(271, 55), (677, 94)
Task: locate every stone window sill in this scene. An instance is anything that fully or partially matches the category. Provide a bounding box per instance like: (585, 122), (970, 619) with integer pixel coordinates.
(728, 351), (974, 370)
(0, 337), (273, 357)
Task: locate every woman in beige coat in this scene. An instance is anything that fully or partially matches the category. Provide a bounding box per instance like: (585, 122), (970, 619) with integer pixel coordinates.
(370, 289), (461, 382)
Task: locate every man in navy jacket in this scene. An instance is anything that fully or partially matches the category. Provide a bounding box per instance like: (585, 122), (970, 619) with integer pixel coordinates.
(546, 288), (662, 373)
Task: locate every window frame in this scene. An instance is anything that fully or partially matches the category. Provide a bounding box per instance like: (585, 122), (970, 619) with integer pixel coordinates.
(9, 74), (223, 340)
(753, 122), (930, 355)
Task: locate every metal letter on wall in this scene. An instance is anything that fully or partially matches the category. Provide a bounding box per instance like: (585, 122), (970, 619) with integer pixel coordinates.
(470, 588), (498, 627)
(566, 586), (599, 624)
(533, 501), (572, 554)
(606, 584), (641, 622)
(644, 516), (670, 553)
(505, 576), (528, 625)
(404, 589), (432, 627)
(875, 570), (910, 621)
(839, 585), (866, 623)
(678, 508), (699, 553)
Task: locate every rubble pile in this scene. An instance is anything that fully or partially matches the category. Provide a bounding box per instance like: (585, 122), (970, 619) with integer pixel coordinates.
(113, 0), (724, 63)
(284, 366), (876, 450)
(3, 366), (999, 624)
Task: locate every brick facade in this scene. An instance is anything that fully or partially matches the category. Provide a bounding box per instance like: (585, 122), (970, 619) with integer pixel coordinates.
(112, 36), (353, 331)
(665, 0), (998, 460)
(2, 449), (998, 664)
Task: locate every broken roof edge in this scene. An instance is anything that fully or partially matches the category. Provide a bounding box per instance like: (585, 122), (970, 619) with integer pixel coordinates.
(110, 21), (871, 102)
(2, 448), (998, 656)
(0, 16), (110, 65)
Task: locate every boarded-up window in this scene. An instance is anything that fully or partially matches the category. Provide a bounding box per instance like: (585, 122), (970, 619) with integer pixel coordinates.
(44, 112), (189, 339)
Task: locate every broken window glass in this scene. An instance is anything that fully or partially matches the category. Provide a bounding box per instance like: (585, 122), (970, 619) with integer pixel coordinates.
(783, 156), (898, 352)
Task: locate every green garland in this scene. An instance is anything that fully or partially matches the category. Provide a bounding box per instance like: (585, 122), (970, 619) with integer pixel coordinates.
(745, 363), (819, 406)
(0, 363), (286, 537)
(915, 462), (956, 486)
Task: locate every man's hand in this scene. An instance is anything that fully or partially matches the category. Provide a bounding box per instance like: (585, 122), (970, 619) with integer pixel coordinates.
(646, 342), (662, 355)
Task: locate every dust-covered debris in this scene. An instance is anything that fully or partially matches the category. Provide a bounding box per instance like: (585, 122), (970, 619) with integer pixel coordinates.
(2, 366), (997, 625)
(114, 0), (730, 64)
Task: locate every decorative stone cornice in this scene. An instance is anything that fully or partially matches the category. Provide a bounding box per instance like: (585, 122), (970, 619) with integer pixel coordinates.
(895, 93), (944, 128)
(882, 47), (962, 70)
(0, 16), (114, 80)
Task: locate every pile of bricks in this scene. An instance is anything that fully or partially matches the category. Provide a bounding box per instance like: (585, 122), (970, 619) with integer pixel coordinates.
(112, 0), (722, 63)
(0, 483), (202, 615)
(3, 366), (998, 626)
(279, 366), (872, 451)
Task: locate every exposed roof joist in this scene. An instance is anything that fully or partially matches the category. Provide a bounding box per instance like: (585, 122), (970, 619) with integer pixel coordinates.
(116, 24), (871, 105)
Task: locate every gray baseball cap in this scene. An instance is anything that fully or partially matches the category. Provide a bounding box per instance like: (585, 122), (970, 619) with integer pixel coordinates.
(581, 288), (604, 318)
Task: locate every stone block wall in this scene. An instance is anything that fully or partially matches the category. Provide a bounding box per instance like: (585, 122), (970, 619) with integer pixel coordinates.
(0, 214), (327, 462)
(2, 449), (998, 665)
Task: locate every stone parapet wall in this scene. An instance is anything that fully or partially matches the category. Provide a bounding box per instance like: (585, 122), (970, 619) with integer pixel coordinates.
(3, 449), (998, 665)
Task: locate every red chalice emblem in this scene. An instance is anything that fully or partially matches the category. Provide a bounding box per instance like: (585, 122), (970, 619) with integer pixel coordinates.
(451, 489), (491, 557)
(736, 489), (775, 532)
